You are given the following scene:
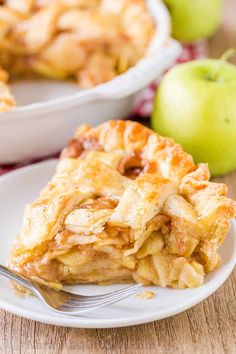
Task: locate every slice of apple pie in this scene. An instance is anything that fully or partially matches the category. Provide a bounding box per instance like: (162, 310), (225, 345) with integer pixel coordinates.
(8, 120), (236, 290)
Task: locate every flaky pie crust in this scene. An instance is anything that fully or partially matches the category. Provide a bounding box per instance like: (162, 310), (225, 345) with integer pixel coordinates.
(8, 120), (236, 290)
(0, 0), (154, 111)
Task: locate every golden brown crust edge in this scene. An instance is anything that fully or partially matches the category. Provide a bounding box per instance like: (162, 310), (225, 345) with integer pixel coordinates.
(8, 120), (236, 291)
(61, 120), (196, 183)
(62, 119), (236, 219)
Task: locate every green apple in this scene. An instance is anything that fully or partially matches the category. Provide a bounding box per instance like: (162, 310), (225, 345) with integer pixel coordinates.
(164, 0), (222, 42)
(151, 59), (236, 176)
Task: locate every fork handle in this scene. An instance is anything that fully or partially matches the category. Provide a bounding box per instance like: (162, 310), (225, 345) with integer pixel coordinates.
(0, 264), (36, 293)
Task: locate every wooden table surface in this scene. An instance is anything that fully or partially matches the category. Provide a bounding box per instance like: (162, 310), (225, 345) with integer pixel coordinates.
(1, 1), (236, 353)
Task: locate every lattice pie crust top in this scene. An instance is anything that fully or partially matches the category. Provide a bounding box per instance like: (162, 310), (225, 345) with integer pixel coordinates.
(0, 0), (154, 111)
(8, 121), (236, 290)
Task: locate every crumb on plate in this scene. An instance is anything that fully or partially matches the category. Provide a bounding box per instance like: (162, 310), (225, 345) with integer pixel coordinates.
(137, 290), (156, 299)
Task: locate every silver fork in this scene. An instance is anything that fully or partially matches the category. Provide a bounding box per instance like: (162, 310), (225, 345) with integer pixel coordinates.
(0, 265), (141, 315)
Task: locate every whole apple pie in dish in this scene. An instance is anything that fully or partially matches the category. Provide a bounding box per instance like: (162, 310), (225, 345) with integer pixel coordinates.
(8, 121), (236, 291)
(0, 0), (155, 111)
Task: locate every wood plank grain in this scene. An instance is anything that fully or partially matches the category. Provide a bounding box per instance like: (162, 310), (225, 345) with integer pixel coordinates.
(0, 266), (235, 354)
(0, 0), (236, 353)
(0, 172), (235, 353)
(209, 0), (236, 64)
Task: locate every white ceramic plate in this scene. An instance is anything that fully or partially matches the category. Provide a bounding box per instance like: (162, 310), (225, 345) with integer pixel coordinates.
(0, 160), (235, 328)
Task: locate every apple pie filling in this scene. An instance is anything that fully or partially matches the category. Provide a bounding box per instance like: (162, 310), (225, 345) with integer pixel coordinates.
(0, 0), (155, 110)
(8, 121), (236, 291)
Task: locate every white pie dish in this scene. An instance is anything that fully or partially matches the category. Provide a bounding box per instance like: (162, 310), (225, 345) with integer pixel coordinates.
(0, 0), (181, 164)
(0, 160), (235, 328)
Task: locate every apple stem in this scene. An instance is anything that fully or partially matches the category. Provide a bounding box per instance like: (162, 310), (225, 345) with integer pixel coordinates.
(211, 48), (236, 81)
(220, 48), (236, 62)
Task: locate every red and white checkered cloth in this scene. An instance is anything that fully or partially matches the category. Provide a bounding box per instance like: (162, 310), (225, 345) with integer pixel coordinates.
(133, 41), (208, 117)
(0, 41), (208, 177)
